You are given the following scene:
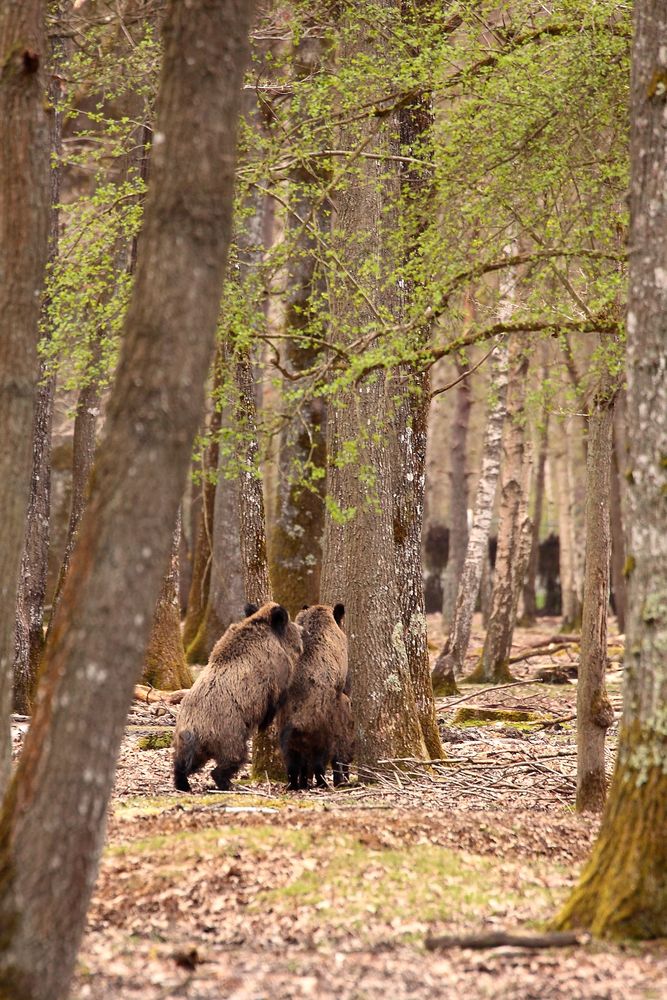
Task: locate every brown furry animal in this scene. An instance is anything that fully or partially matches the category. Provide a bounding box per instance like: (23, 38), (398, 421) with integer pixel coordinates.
(277, 603), (351, 790)
(173, 602), (303, 792)
(331, 691), (355, 787)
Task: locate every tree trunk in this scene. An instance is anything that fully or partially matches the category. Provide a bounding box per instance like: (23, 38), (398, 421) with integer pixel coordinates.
(576, 377), (617, 813)
(320, 2), (427, 772)
(521, 410), (548, 625)
(143, 513), (192, 690)
(0, 1), (51, 789)
(48, 361), (102, 627)
(609, 394), (628, 632)
(554, 0), (667, 937)
(13, 12), (66, 713)
(233, 350), (283, 780)
(554, 424), (581, 626)
(471, 337), (532, 683)
(0, 4), (255, 997)
(269, 49), (328, 614)
(186, 424), (245, 664)
(441, 359), (472, 629)
(181, 349), (224, 649)
(431, 341), (508, 693)
(392, 371), (442, 759)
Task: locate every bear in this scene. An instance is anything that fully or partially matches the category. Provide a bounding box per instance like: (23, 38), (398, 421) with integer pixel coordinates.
(277, 602), (351, 791)
(173, 602), (303, 792)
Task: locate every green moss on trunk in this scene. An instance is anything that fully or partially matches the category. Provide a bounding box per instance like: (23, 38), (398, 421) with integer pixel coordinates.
(553, 724), (667, 938)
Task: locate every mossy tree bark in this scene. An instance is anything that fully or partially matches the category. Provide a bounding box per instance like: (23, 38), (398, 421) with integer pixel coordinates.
(469, 334), (532, 684)
(554, 0), (667, 936)
(13, 12), (66, 714)
(431, 341), (509, 694)
(320, 1), (428, 772)
(0, 0), (51, 789)
(0, 4), (255, 997)
(576, 370), (617, 812)
(143, 514), (192, 691)
(269, 28), (328, 615)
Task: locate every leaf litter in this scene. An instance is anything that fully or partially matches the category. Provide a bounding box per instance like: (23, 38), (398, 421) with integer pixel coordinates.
(55, 615), (666, 998)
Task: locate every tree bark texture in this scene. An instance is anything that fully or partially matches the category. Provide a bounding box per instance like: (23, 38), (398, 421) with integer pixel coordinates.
(391, 370), (442, 759)
(554, 425), (581, 627)
(576, 378), (617, 812)
(181, 349), (224, 649)
(431, 341), (509, 693)
(48, 358), (102, 628)
(472, 337), (532, 683)
(0, 1), (51, 790)
(609, 394), (628, 632)
(269, 36), (328, 614)
(0, 4), (255, 998)
(521, 410), (548, 625)
(320, 2), (427, 770)
(441, 361), (472, 629)
(143, 513), (192, 691)
(13, 12), (66, 713)
(186, 423), (245, 664)
(554, 0), (667, 937)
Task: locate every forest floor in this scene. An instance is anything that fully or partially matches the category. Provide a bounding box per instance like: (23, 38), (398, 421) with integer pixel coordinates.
(15, 614), (664, 999)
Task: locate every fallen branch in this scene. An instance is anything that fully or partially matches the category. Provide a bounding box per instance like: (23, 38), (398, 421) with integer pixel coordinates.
(133, 684), (188, 705)
(425, 930), (584, 952)
(538, 713), (577, 729)
(441, 678), (543, 710)
(508, 642), (574, 665)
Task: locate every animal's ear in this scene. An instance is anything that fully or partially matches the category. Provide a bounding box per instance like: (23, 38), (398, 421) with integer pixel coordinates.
(333, 603), (345, 626)
(244, 603), (259, 618)
(269, 605), (289, 634)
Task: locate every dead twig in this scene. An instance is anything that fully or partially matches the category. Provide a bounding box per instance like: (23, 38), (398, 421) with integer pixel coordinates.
(425, 930), (585, 951)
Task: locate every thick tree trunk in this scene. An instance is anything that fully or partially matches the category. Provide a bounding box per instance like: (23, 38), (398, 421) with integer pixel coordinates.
(441, 359), (472, 629)
(576, 380), (616, 812)
(521, 411), (548, 625)
(0, 5), (255, 998)
(13, 14), (66, 713)
(143, 514), (192, 690)
(269, 156), (328, 614)
(554, 0), (667, 937)
(431, 341), (508, 693)
(320, 3), (427, 771)
(233, 350), (283, 780)
(0, 1), (51, 789)
(471, 338), (532, 683)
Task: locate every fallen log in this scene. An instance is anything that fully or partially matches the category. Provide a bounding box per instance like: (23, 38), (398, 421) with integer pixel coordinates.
(425, 930), (584, 952)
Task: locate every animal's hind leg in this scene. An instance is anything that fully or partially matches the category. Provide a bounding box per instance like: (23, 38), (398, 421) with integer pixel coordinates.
(211, 762), (240, 791)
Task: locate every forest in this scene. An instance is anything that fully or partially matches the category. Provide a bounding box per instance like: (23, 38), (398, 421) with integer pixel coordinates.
(0, 0), (665, 998)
